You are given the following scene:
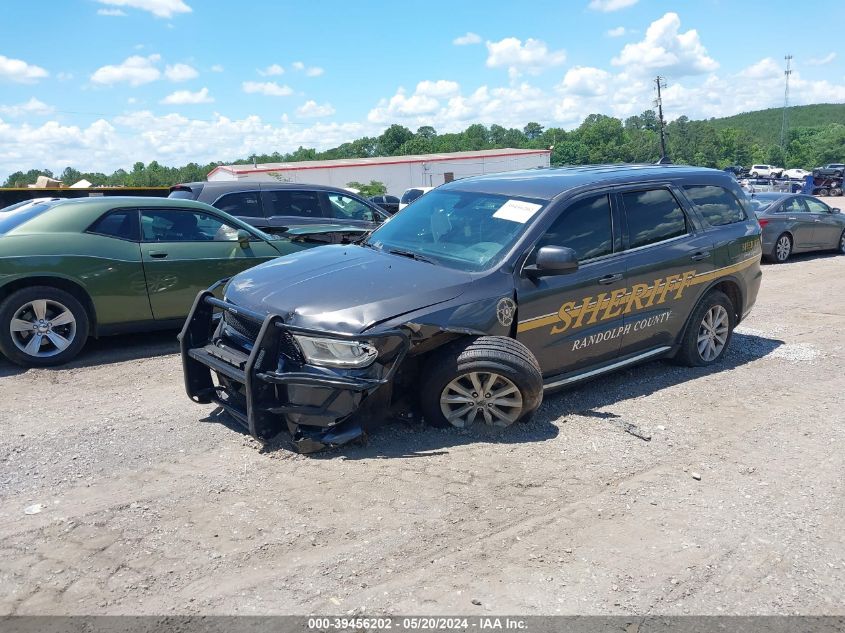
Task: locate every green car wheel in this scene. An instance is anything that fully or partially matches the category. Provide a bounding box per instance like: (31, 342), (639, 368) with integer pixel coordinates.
(0, 286), (90, 367)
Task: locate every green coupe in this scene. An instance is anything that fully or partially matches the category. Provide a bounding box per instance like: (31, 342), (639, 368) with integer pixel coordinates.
(0, 196), (309, 367)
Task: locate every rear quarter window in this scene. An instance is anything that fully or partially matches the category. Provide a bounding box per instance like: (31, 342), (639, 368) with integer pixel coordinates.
(683, 185), (747, 226)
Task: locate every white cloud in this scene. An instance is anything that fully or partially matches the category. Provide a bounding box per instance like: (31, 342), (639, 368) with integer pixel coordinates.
(606, 26), (626, 37)
(241, 81), (293, 97)
(453, 32), (481, 46)
(210, 64), (224, 72)
(160, 87), (213, 104)
(0, 98), (54, 118)
(612, 12), (718, 77)
(164, 63), (198, 82)
(258, 64), (284, 76)
(296, 100), (335, 118)
(807, 52), (836, 66)
(485, 37), (566, 78)
(415, 79), (460, 98)
(0, 112), (369, 179)
(97, 8), (127, 16)
(588, 0), (638, 11)
(0, 55), (49, 83)
(739, 57), (782, 80)
(288, 61), (323, 77)
(560, 66), (612, 96)
(94, 0), (192, 18)
(90, 54), (161, 86)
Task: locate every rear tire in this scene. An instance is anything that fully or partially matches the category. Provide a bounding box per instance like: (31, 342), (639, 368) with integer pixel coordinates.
(420, 336), (543, 430)
(838, 230), (845, 255)
(771, 233), (792, 263)
(0, 286), (89, 367)
(818, 188), (829, 197)
(675, 291), (735, 367)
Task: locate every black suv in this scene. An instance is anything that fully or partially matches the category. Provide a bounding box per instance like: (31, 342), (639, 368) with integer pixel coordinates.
(180, 165), (762, 452)
(169, 182), (389, 240)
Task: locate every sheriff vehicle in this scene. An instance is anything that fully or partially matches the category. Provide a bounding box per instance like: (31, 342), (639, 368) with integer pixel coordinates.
(180, 165), (762, 452)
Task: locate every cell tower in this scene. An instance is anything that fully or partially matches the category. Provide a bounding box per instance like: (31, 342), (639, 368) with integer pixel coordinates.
(780, 54), (793, 150)
(653, 75), (670, 164)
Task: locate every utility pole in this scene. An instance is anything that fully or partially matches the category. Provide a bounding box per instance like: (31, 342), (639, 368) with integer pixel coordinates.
(654, 75), (670, 164)
(780, 54), (793, 150)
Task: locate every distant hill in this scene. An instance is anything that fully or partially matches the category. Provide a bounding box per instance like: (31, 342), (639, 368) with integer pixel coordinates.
(707, 103), (845, 146)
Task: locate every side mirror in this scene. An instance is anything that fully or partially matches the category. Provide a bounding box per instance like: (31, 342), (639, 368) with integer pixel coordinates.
(524, 245), (579, 277)
(237, 229), (251, 248)
(833, 208), (841, 214)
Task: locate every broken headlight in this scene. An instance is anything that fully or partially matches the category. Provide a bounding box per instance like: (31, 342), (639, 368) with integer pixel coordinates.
(293, 335), (378, 368)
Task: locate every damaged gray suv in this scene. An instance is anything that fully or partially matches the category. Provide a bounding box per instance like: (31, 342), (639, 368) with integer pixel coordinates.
(180, 165), (762, 452)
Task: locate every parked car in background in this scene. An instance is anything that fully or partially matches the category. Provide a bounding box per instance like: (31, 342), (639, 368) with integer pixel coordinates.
(749, 164), (783, 178)
(169, 182), (389, 242)
(782, 168), (810, 180)
(368, 194), (400, 215)
(749, 193), (845, 263)
(398, 186), (434, 210)
(0, 197), (308, 367)
(813, 163), (844, 178)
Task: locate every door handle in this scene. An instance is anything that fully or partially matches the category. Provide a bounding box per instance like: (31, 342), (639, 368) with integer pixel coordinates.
(149, 251), (169, 259)
(787, 217), (797, 220)
(813, 218), (821, 222)
(597, 273), (623, 285)
(690, 251), (711, 261)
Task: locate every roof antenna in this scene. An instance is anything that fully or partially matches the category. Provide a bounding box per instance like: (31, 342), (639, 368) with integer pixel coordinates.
(653, 75), (671, 165)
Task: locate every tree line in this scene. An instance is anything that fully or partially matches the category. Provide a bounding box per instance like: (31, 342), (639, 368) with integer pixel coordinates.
(4, 104), (844, 188)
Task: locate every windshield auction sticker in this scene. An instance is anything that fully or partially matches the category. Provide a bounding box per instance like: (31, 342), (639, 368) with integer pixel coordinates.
(492, 199), (543, 223)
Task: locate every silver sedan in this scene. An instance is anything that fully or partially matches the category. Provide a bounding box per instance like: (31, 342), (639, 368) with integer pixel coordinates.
(749, 193), (845, 263)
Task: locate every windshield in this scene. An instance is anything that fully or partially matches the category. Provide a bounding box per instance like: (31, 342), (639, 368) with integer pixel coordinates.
(0, 202), (59, 234)
(365, 190), (546, 272)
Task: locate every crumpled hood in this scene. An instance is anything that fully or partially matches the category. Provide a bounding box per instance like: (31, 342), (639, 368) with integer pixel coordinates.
(224, 244), (473, 332)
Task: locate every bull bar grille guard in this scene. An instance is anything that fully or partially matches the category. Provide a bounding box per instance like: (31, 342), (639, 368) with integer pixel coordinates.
(179, 285), (410, 443)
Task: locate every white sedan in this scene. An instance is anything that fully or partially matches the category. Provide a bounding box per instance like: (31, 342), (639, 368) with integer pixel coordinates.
(783, 168), (810, 180)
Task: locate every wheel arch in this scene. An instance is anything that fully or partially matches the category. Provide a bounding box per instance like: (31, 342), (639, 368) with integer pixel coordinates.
(677, 276), (743, 346)
(0, 276), (97, 335)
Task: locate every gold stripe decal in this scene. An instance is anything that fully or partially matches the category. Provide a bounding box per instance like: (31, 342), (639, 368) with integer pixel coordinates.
(516, 255), (758, 335)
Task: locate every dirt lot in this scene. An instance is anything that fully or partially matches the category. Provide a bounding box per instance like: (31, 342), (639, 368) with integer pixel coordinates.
(1, 251), (843, 616)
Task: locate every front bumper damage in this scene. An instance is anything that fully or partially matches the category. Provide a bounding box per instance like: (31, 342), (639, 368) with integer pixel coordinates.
(179, 287), (409, 453)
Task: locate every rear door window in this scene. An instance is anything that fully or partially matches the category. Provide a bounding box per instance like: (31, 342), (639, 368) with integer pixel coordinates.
(261, 190), (325, 219)
(213, 191), (264, 218)
(621, 188), (688, 249)
(88, 209), (140, 241)
(683, 185), (747, 226)
(779, 198), (808, 214)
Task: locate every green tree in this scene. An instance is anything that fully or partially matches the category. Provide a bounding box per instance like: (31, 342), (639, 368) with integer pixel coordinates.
(377, 124), (414, 155)
(346, 180), (387, 197)
(523, 122), (544, 140)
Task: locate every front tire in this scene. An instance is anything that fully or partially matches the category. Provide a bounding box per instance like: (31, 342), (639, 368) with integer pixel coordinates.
(676, 291), (735, 367)
(838, 230), (845, 255)
(420, 336), (543, 430)
(0, 286), (89, 367)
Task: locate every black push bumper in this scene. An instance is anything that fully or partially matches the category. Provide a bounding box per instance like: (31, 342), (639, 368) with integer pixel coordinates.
(179, 288), (409, 453)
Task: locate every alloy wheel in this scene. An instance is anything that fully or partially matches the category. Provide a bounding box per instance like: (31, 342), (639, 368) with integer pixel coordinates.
(776, 235), (791, 262)
(697, 304), (729, 362)
(9, 299), (77, 358)
(439, 371), (523, 428)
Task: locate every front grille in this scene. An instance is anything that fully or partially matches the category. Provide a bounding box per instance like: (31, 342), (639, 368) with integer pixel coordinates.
(222, 307), (304, 364)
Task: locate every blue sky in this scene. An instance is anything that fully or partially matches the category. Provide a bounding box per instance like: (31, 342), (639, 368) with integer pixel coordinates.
(1, 0), (844, 179)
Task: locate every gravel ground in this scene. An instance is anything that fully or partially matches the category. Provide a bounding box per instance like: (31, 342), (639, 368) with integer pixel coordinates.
(0, 251), (843, 616)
